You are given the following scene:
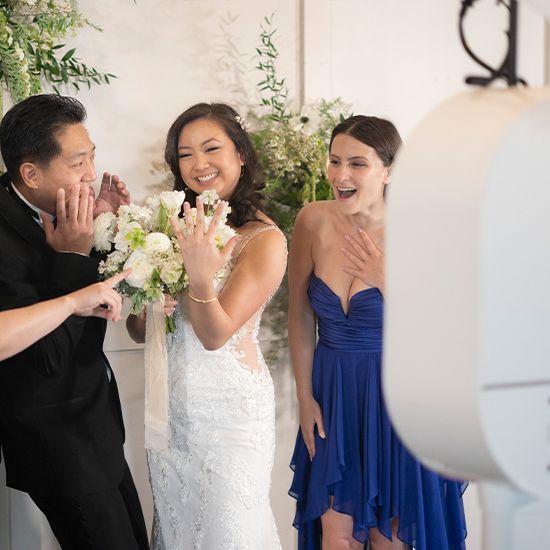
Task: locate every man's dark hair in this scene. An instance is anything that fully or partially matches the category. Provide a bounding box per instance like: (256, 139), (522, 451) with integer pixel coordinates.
(0, 94), (87, 184)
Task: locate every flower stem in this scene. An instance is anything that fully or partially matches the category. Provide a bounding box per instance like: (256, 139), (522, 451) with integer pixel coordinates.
(165, 314), (176, 334)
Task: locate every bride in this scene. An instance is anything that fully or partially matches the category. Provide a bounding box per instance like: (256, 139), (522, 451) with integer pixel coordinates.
(127, 103), (286, 549)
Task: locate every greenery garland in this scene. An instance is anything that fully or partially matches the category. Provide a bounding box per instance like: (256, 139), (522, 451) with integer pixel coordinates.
(250, 14), (351, 360)
(0, 0), (116, 113)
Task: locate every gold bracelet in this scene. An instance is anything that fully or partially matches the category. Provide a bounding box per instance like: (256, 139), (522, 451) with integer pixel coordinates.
(188, 292), (217, 304)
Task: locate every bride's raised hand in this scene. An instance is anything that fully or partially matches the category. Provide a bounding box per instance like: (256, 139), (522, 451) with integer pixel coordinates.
(170, 198), (240, 284)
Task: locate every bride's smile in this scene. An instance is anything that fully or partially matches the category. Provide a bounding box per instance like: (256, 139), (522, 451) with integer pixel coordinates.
(177, 117), (244, 201)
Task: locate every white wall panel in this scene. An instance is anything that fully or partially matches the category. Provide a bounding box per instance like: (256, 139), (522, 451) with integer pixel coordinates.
(71, 0), (301, 204)
(304, 0), (545, 138)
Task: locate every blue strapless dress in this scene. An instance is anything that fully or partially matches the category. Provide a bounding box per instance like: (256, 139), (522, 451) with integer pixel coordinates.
(289, 274), (467, 549)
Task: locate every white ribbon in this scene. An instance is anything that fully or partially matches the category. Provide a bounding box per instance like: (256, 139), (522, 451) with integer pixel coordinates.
(144, 296), (169, 450)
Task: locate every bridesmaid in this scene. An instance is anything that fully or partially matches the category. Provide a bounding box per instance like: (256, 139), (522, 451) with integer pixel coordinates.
(288, 115), (467, 550)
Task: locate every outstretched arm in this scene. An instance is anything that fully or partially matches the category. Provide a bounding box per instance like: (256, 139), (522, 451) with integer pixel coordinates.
(0, 271), (129, 361)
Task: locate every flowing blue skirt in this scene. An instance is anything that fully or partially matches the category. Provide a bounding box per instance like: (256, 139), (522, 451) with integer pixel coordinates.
(289, 343), (467, 550)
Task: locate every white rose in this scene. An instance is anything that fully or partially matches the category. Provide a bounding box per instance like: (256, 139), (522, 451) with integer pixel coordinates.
(160, 259), (183, 285)
(142, 232), (171, 255)
(159, 190), (185, 214)
(93, 212), (116, 252)
(123, 250), (155, 288)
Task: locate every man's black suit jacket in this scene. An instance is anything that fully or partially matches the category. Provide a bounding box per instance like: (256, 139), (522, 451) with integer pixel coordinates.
(0, 176), (127, 497)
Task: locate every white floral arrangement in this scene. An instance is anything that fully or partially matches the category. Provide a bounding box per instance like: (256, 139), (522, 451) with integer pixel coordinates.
(94, 189), (236, 332)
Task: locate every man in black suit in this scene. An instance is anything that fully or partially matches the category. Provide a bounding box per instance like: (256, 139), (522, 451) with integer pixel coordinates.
(0, 94), (149, 550)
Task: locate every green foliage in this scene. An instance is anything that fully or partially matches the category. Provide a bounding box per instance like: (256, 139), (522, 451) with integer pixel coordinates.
(256, 13), (289, 123)
(0, 0), (116, 112)
(250, 13), (351, 360)
(252, 14), (351, 236)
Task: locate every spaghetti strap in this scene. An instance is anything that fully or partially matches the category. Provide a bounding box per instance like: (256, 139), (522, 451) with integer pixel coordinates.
(233, 224), (282, 261)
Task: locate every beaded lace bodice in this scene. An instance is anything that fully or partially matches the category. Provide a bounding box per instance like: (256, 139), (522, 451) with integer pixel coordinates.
(147, 225), (284, 550)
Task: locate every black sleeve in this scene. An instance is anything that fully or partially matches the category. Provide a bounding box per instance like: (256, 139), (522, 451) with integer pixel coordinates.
(0, 250), (101, 376)
(32, 252), (102, 375)
(49, 251), (101, 292)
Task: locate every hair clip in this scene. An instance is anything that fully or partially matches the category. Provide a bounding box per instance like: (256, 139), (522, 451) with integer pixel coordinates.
(235, 115), (248, 132)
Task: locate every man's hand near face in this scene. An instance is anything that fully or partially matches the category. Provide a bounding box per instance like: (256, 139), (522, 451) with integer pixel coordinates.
(93, 172), (130, 217)
(42, 184), (94, 255)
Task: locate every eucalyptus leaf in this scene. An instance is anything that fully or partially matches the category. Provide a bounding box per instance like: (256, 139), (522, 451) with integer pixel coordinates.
(61, 47), (76, 61)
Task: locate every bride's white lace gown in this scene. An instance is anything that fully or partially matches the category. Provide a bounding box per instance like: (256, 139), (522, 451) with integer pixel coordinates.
(147, 226), (284, 550)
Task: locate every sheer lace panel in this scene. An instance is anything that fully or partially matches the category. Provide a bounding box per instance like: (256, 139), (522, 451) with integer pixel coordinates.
(222, 225), (285, 374)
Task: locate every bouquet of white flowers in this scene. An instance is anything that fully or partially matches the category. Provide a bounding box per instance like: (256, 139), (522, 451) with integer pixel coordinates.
(94, 189), (236, 333)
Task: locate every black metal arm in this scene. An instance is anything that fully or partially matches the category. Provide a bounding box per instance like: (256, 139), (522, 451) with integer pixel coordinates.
(459, 0), (527, 87)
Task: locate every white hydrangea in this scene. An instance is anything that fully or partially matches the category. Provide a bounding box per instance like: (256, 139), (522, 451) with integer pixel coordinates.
(99, 249), (128, 276)
(145, 195), (161, 227)
(217, 200), (231, 223)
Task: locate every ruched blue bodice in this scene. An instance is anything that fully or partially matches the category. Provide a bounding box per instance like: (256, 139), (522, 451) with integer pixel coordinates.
(309, 273), (383, 353)
(289, 274), (467, 550)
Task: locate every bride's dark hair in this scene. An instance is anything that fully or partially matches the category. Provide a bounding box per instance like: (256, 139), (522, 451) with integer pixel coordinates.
(165, 103), (265, 228)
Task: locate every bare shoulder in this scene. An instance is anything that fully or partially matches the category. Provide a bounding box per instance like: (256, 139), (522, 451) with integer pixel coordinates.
(295, 200), (335, 233)
(236, 214), (287, 261)
(231, 226), (287, 285)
